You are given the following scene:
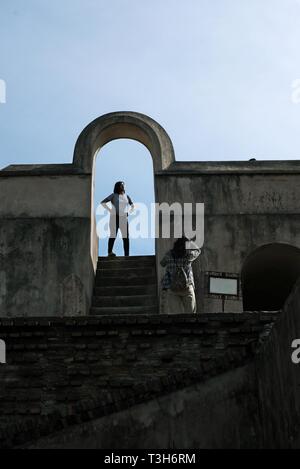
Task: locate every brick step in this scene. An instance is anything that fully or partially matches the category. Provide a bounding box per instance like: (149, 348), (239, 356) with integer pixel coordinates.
(92, 294), (158, 308)
(96, 267), (155, 278)
(95, 276), (156, 287)
(98, 255), (155, 261)
(97, 259), (155, 269)
(90, 305), (158, 315)
(94, 285), (157, 296)
(92, 255), (158, 315)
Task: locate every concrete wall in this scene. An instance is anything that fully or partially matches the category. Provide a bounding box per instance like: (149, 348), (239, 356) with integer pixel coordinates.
(254, 276), (300, 448)
(155, 170), (300, 313)
(8, 279), (300, 449)
(25, 365), (259, 449)
(0, 171), (96, 317)
(1, 112), (300, 316)
(0, 312), (276, 448)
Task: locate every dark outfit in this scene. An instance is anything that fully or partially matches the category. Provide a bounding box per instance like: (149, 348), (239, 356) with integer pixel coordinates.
(108, 213), (129, 256)
(101, 193), (133, 256)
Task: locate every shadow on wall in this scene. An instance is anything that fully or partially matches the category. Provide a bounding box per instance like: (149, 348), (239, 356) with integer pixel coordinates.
(241, 243), (300, 311)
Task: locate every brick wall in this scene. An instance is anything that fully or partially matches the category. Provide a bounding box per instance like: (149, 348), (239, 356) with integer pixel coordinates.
(255, 277), (300, 448)
(0, 312), (278, 448)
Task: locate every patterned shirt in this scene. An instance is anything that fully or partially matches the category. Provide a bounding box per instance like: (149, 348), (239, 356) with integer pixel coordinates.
(160, 247), (201, 290)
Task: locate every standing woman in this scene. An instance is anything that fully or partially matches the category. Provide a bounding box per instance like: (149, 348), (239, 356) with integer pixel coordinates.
(101, 181), (134, 257)
(160, 236), (201, 314)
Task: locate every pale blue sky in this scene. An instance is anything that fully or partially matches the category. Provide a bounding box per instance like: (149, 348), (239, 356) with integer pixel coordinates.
(1, 0), (300, 254)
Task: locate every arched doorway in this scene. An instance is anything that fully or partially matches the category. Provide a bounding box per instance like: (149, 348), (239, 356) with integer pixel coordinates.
(72, 111), (175, 269)
(241, 243), (300, 311)
(94, 138), (155, 256)
(72, 112), (175, 314)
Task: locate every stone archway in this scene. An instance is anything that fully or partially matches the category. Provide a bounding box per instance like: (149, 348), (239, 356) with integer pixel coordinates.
(241, 243), (300, 311)
(73, 111), (175, 174)
(72, 111), (176, 280)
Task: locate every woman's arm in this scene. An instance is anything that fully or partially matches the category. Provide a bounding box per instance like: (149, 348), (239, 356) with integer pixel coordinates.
(101, 194), (114, 213)
(185, 240), (201, 262)
(187, 249), (201, 262)
(127, 195), (135, 213)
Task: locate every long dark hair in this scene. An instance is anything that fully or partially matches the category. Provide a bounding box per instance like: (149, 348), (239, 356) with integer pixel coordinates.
(171, 236), (189, 259)
(113, 181), (125, 194)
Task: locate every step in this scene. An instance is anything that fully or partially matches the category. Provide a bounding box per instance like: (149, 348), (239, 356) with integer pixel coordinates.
(92, 294), (158, 308)
(94, 285), (157, 296)
(90, 305), (158, 315)
(97, 259), (155, 269)
(96, 267), (155, 278)
(95, 276), (156, 287)
(98, 255), (155, 260)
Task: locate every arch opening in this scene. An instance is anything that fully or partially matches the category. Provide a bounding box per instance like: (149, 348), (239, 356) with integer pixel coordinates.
(73, 112), (175, 266)
(241, 243), (300, 311)
(94, 139), (155, 256)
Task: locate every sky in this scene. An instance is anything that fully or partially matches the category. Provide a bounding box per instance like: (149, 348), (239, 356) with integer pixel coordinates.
(1, 0), (300, 254)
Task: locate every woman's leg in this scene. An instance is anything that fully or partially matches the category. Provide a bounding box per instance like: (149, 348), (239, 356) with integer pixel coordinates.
(108, 237), (115, 254)
(108, 214), (119, 254)
(166, 289), (184, 314)
(123, 236), (129, 257)
(181, 285), (197, 313)
(119, 215), (129, 256)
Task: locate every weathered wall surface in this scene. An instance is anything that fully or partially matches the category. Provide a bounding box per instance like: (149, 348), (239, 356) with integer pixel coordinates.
(0, 173), (90, 218)
(155, 170), (300, 313)
(255, 276), (300, 448)
(0, 172), (95, 317)
(25, 365), (258, 449)
(1, 112), (300, 317)
(0, 312), (277, 448)
(13, 279), (300, 449)
(1, 166), (300, 317)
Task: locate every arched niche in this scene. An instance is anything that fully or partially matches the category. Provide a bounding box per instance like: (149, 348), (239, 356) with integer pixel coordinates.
(241, 243), (300, 311)
(73, 111), (175, 174)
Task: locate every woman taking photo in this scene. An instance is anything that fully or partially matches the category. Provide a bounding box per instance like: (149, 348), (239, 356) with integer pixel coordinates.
(160, 236), (201, 314)
(101, 181), (134, 257)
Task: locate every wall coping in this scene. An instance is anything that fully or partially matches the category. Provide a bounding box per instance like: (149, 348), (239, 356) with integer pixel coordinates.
(2, 159), (300, 178)
(0, 312), (279, 327)
(156, 160), (300, 175)
(0, 164), (88, 177)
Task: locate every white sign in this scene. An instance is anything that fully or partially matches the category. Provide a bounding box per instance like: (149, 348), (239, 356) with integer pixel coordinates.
(209, 277), (238, 296)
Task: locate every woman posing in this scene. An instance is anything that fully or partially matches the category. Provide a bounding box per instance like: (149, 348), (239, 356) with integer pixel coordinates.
(101, 181), (134, 257)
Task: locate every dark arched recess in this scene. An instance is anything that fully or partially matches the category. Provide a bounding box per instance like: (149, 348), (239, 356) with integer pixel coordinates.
(241, 243), (300, 311)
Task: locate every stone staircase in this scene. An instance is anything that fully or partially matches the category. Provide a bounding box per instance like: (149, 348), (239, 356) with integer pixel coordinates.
(90, 255), (158, 315)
